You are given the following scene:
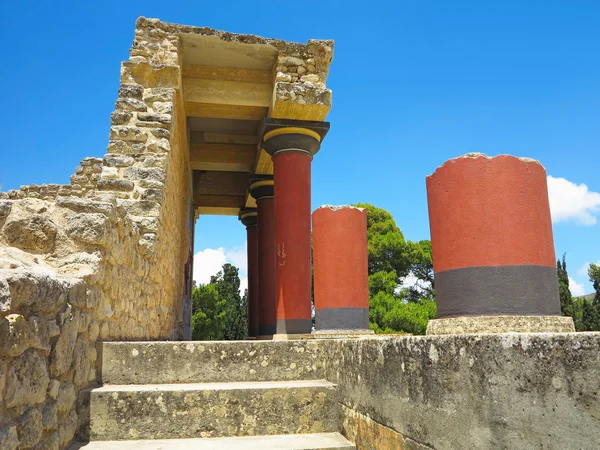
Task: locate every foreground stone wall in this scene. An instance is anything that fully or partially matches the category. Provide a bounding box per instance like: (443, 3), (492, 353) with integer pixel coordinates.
(0, 17), (192, 449)
(324, 334), (600, 450)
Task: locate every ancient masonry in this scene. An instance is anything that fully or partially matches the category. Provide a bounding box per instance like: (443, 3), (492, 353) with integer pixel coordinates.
(0, 17), (598, 450)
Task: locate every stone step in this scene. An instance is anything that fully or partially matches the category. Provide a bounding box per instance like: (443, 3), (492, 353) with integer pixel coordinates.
(100, 340), (325, 384)
(72, 432), (355, 449)
(88, 380), (340, 441)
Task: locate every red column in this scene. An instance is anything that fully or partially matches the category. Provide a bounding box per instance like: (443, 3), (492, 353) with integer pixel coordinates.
(261, 120), (330, 336)
(249, 179), (276, 337)
(425, 153), (574, 334)
(239, 209), (258, 338)
(312, 206), (369, 331)
(272, 153), (312, 334)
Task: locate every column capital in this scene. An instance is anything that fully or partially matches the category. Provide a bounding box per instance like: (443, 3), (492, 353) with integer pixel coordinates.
(249, 175), (274, 201)
(260, 118), (330, 158)
(239, 208), (257, 228)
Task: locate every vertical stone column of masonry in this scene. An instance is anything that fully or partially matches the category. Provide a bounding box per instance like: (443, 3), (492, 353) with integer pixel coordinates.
(261, 119), (330, 336)
(249, 177), (277, 338)
(239, 209), (259, 338)
(312, 205), (372, 333)
(425, 153), (575, 334)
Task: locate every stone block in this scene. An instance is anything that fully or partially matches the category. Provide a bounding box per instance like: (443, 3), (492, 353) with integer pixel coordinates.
(89, 379), (339, 440)
(0, 314), (30, 356)
(109, 126), (148, 142)
(0, 425), (19, 450)
(110, 110), (132, 126)
(118, 83), (144, 99)
(103, 154), (134, 168)
(115, 98), (147, 112)
(2, 215), (57, 253)
(65, 213), (110, 246)
(100, 340), (326, 384)
(96, 178), (134, 192)
(5, 349), (49, 408)
(28, 315), (51, 352)
(50, 308), (80, 376)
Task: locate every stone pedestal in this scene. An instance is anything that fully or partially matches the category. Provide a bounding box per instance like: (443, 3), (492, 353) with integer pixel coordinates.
(312, 205), (370, 332)
(425, 153), (574, 334)
(261, 119), (330, 336)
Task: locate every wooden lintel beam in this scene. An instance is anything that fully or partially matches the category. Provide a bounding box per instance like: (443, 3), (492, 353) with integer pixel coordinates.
(185, 102), (268, 120)
(193, 171), (249, 197)
(190, 143), (256, 173)
(193, 195), (246, 209)
(183, 65), (273, 84)
(183, 78), (272, 108)
(196, 206), (241, 216)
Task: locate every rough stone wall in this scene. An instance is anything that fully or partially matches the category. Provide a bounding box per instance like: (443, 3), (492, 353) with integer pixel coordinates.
(0, 17), (192, 449)
(324, 334), (600, 450)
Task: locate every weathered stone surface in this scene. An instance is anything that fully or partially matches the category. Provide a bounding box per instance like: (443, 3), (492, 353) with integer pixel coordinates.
(56, 382), (76, 413)
(118, 83), (143, 99)
(109, 126), (148, 142)
(324, 334), (600, 450)
(5, 349), (49, 408)
(143, 88), (174, 102)
(72, 335), (91, 386)
(124, 166), (166, 182)
(130, 216), (159, 234)
(0, 425), (19, 450)
(341, 406), (431, 450)
(58, 409), (78, 448)
(427, 315), (575, 334)
(140, 188), (163, 201)
(0, 269), (69, 313)
(41, 403), (58, 431)
(27, 315), (51, 351)
(65, 213), (110, 246)
(0, 359), (6, 403)
(103, 154), (134, 167)
(50, 308), (80, 376)
(3, 215), (57, 253)
(19, 407), (42, 448)
(106, 139), (145, 155)
(33, 430), (59, 450)
(100, 340), (326, 384)
(115, 97), (147, 112)
(0, 200), (12, 223)
(119, 200), (160, 217)
(90, 380), (339, 440)
(47, 379), (60, 399)
(0, 314), (30, 356)
(96, 179), (134, 192)
(110, 110), (133, 126)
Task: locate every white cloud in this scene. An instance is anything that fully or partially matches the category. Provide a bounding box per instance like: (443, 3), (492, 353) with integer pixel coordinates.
(577, 261), (600, 278)
(547, 176), (600, 225)
(193, 242), (248, 294)
(193, 247), (227, 285)
(395, 272), (432, 295)
(568, 277), (586, 297)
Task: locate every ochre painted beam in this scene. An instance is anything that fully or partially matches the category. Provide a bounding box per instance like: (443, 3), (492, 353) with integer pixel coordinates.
(185, 102), (268, 120)
(190, 144), (256, 173)
(183, 78), (272, 108)
(196, 206), (241, 216)
(182, 65), (273, 84)
(270, 101), (330, 122)
(204, 133), (259, 145)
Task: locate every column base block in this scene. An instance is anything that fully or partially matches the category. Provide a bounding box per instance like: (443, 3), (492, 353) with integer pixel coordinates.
(272, 333), (313, 341)
(312, 329), (374, 339)
(426, 315), (575, 335)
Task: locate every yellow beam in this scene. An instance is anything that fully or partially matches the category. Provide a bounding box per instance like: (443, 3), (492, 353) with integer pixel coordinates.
(190, 144), (256, 173)
(183, 78), (272, 108)
(185, 102), (268, 120)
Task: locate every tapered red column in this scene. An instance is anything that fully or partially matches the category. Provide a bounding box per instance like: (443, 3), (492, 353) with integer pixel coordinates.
(425, 153), (575, 334)
(312, 205), (370, 331)
(261, 119), (330, 335)
(249, 178), (276, 337)
(239, 209), (258, 338)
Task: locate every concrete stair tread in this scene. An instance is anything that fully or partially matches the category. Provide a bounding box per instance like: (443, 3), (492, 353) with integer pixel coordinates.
(72, 432), (355, 449)
(93, 379), (336, 392)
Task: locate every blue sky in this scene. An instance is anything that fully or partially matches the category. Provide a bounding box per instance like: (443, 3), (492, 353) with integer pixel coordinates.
(1, 1), (598, 294)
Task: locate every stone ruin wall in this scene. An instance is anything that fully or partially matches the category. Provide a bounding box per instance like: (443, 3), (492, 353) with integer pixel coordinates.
(0, 18), (192, 449)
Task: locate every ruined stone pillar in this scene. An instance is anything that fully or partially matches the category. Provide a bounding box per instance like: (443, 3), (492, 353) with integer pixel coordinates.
(312, 205), (371, 333)
(425, 153), (575, 334)
(239, 209), (259, 338)
(249, 177), (277, 337)
(261, 119), (330, 336)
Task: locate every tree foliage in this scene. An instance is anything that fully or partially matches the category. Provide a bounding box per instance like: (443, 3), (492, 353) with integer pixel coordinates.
(354, 203), (436, 335)
(191, 263), (248, 340)
(556, 256), (600, 331)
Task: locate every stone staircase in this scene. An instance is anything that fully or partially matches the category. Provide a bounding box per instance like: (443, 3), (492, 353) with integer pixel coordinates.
(72, 340), (355, 449)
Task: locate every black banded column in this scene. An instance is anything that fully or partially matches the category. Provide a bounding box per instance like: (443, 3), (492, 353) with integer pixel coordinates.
(239, 208), (258, 338)
(426, 153), (575, 334)
(249, 176), (276, 338)
(261, 119), (330, 336)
